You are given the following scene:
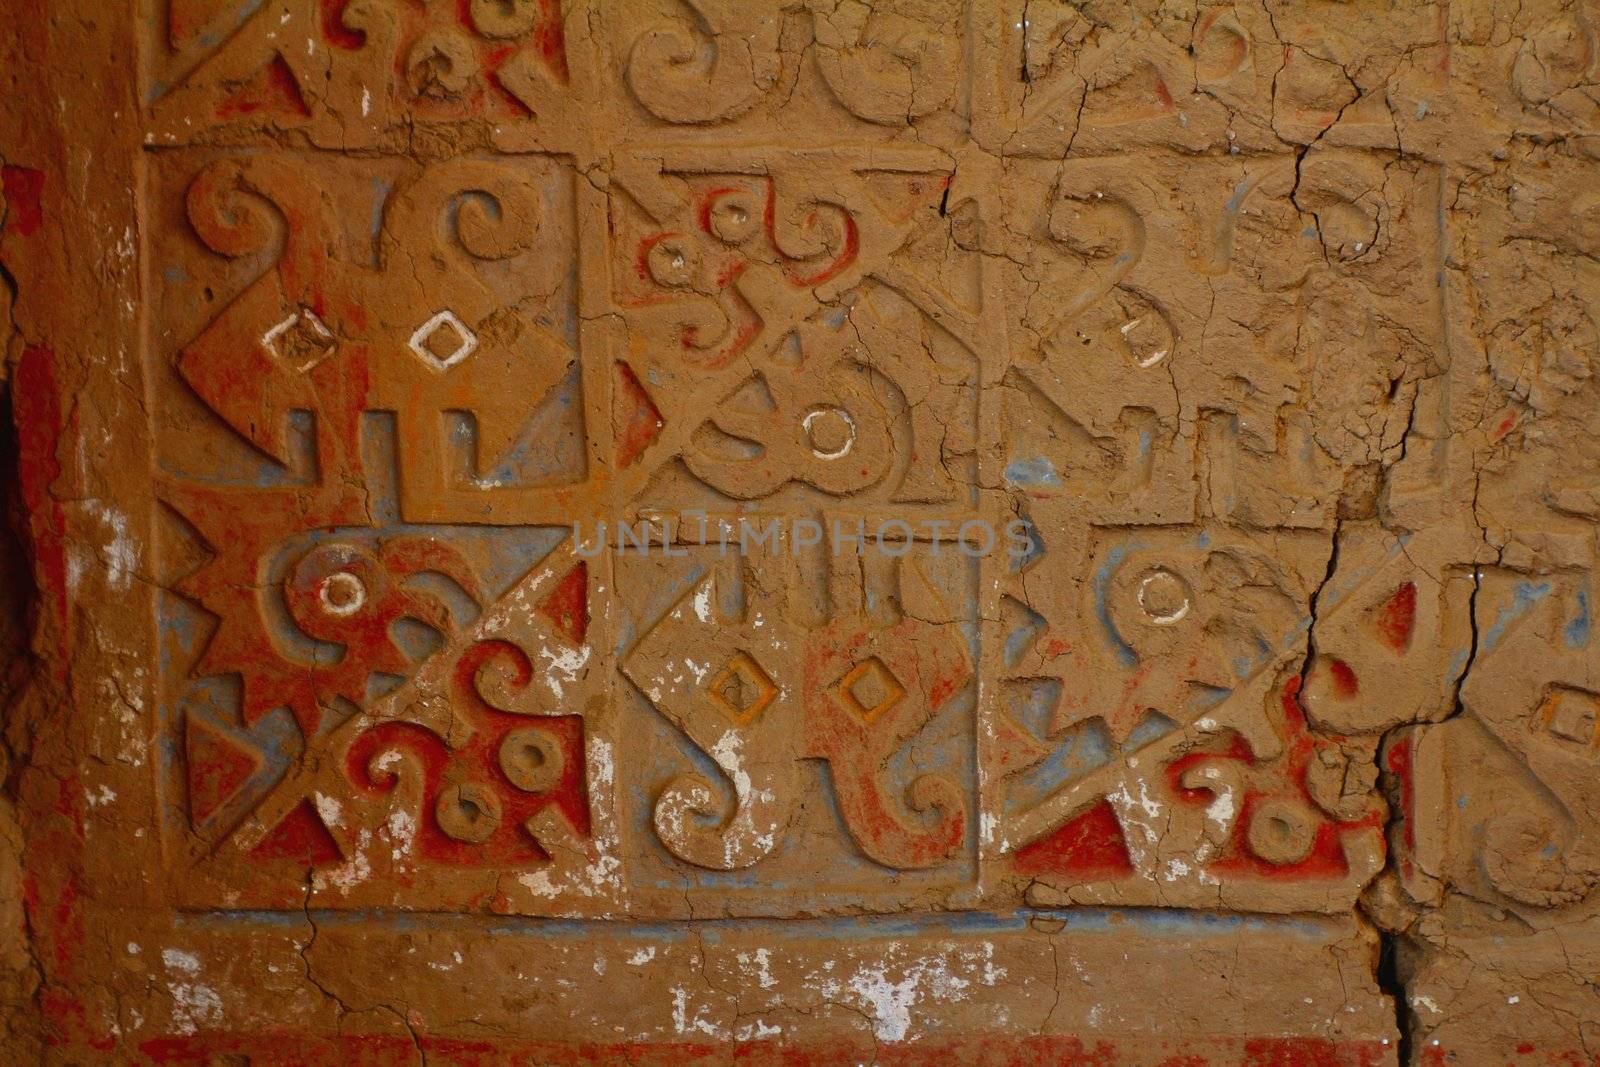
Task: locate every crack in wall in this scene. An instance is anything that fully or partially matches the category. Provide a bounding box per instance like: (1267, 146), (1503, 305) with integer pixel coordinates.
(7, 1), (1600, 1060)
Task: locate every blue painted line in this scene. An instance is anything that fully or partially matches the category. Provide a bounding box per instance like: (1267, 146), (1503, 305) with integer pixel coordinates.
(1003, 601), (1045, 668)
(1481, 580), (1552, 652)
(181, 906), (1338, 941)
(1566, 588), (1591, 649)
(1092, 544), (1140, 668)
(1003, 456), (1061, 488)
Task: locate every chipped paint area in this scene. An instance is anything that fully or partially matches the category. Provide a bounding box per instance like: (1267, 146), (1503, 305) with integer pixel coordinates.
(669, 985), (782, 1042)
(385, 810), (416, 861)
(812, 942), (1006, 1042)
(85, 500), (140, 592)
(313, 828), (373, 891)
(737, 947), (777, 990)
(313, 793), (342, 829)
(1106, 778), (1165, 870)
(539, 643), (593, 699)
(161, 950), (223, 1036)
(518, 735), (623, 904)
(692, 581), (714, 623)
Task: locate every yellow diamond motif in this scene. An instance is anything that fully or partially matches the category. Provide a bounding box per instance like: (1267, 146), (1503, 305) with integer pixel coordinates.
(836, 657), (905, 726)
(706, 651), (777, 726)
(1537, 686), (1600, 756)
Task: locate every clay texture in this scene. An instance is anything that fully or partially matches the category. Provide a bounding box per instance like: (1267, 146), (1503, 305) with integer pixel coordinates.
(0, 0), (1598, 1063)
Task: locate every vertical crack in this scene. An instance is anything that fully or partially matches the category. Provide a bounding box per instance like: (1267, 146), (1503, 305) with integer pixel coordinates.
(1366, 542), (1484, 1059)
(1019, 0), (1032, 83)
(1448, 562), (1484, 719)
(1376, 927), (1411, 1065)
(1298, 516), (1344, 697)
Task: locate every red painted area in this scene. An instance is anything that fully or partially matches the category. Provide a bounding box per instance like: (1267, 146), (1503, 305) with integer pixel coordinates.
(1214, 791), (1354, 880)
(713, 257), (747, 290)
(487, 65), (535, 117)
(925, 670), (963, 712)
(319, 0), (366, 49)
(1015, 800), (1135, 876)
(396, 1), (562, 121)
(692, 180), (863, 288)
(1164, 678), (1384, 882)
(634, 231), (691, 285)
(614, 361), (664, 468)
(49, 770), (86, 840)
(40, 987), (114, 1053)
(1327, 657), (1359, 697)
(135, 1033), (1396, 1066)
(238, 537), (484, 738)
(1375, 581), (1417, 652)
(1241, 1037), (1388, 1066)
(27, 870), (107, 1049)
(783, 213), (860, 287)
(721, 316), (762, 361)
(14, 346), (71, 671)
(252, 799), (343, 865)
(344, 640), (590, 866)
(697, 185), (745, 235)
(1386, 735), (1415, 855)
(538, 562), (589, 645)
(38, 868), (84, 971)
(634, 180), (863, 367)
(22, 762), (115, 1051)
(535, 0), (568, 82)
(3, 165), (44, 236)
(217, 55), (312, 119)
(185, 717), (261, 825)
(799, 619), (968, 868)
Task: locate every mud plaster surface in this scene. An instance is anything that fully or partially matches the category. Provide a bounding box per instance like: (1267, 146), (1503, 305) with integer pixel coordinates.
(1, 0), (1599, 1063)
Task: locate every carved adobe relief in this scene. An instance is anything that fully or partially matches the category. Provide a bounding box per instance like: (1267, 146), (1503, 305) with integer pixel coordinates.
(151, 150), (618, 911)
(119, 4), (1600, 1023)
(147, 0), (572, 148)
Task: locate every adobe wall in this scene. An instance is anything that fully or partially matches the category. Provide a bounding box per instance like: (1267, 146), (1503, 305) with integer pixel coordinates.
(1, 2), (1597, 1063)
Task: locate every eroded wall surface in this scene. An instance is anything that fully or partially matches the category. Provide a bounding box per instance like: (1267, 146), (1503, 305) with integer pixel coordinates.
(1, 1), (1598, 1063)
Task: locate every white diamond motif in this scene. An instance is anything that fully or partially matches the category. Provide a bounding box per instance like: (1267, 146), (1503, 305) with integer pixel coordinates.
(408, 309), (479, 370)
(261, 308), (336, 372)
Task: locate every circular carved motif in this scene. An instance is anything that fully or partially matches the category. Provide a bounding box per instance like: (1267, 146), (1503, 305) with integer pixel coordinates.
(498, 726), (565, 794)
(436, 782), (502, 844)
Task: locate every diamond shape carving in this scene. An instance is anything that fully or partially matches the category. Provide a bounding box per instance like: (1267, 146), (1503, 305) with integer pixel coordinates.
(835, 657), (905, 727)
(705, 651), (778, 727)
(408, 309), (478, 370)
(1537, 686), (1600, 758)
(262, 308), (336, 372)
